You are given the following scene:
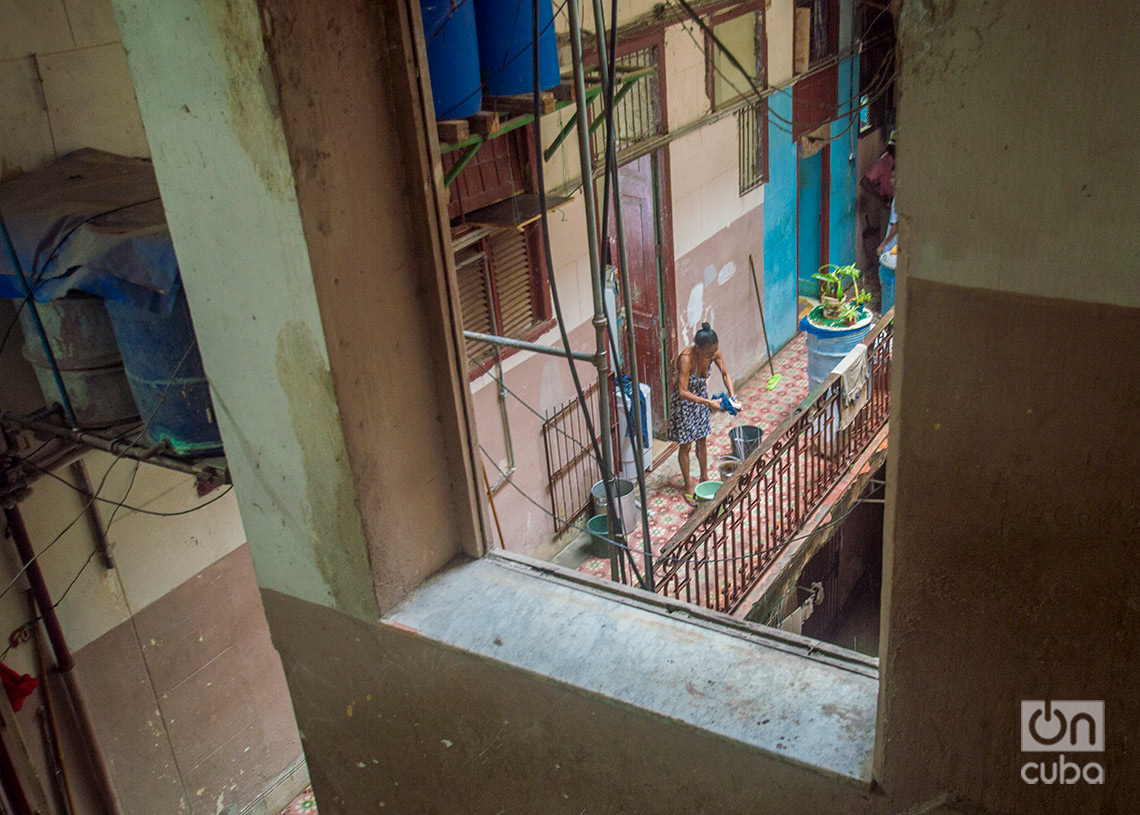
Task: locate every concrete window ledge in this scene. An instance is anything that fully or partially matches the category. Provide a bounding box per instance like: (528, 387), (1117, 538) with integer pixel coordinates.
(384, 551), (879, 784)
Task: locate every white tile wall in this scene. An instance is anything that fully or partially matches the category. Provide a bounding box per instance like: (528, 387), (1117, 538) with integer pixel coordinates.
(37, 42), (148, 158)
(0, 57), (55, 174)
(0, 0), (148, 176)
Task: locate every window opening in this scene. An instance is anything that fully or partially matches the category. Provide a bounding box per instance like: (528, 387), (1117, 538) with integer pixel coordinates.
(707, 10), (764, 110)
(588, 46), (663, 162)
(738, 99), (768, 194)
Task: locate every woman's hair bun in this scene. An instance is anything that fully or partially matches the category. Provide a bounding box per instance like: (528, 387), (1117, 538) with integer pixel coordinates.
(701, 321), (711, 330)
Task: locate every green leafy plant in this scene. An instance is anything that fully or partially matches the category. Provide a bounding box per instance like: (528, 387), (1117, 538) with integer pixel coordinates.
(812, 263), (871, 323)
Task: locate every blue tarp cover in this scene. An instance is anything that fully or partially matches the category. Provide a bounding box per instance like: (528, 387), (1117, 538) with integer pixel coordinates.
(0, 149), (180, 315)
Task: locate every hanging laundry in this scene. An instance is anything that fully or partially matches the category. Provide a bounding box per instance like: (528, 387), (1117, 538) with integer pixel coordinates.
(619, 375), (650, 448)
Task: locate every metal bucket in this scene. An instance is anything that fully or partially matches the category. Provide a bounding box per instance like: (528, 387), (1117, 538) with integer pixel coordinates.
(17, 295), (138, 428)
(591, 478), (637, 536)
(729, 425), (763, 461)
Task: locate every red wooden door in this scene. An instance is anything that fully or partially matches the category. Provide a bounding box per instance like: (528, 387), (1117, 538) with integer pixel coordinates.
(613, 154), (668, 436)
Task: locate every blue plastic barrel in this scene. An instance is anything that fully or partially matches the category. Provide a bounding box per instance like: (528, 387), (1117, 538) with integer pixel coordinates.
(420, 0), (483, 119)
(105, 286), (224, 457)
(475, 0), (560, 96)
(878, 264), (895, 313)
(801, 315), (874, 392)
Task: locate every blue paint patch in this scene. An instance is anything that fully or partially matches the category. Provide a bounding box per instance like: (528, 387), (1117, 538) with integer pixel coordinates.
(829, 55), (860, 271)
(762, 88), (798, 351)
(797, 150), (822, 299)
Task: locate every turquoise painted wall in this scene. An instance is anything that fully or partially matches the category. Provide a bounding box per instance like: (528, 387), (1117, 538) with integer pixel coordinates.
(829, 55), (860, 271)
(762, 87), (799, 351)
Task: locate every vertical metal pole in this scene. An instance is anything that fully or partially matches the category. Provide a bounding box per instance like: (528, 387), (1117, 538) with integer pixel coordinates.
(3, 506), (123, 815)
(0, 213), (79, 430)
(566, 0), (624, 581)
(588, 0), (654, 590)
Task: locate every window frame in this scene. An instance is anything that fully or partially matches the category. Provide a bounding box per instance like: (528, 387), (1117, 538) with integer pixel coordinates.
(455, 224), (554, 380)
(704, 1), (767, 113)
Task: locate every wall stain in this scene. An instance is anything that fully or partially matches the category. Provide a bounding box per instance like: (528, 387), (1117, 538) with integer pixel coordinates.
(276, 321), (378, 620)
(203, 0), (293, 199)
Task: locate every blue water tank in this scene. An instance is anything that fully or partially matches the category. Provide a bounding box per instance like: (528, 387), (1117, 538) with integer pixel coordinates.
(105, 286), (224, 457)
(475, 0), (560, 96)
(801, 316), (874, 393)
(420, 0), (484, 119)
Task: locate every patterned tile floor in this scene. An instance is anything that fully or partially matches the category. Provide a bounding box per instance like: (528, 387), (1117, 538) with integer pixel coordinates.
(279, 786), (317, 815)
(573, 332), (812, 580)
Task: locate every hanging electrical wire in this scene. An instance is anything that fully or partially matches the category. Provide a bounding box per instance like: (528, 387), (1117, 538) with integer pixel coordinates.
(528, 0), (646, 589)
(0, 342), (197, 605)
(664, 0), (897, 139)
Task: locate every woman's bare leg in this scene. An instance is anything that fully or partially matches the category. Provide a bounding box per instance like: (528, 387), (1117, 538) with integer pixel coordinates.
(678, 442), (693, 492)
(696, 437), (710, 483)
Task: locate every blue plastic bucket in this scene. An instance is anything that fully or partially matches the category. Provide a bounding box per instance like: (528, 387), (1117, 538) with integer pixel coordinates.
(105, 287), (223, 456)
(420, 0), (483, 119)
(801, 315), (874, 392)
(474, 0), (560, 96)
(878, 264), (895, 313)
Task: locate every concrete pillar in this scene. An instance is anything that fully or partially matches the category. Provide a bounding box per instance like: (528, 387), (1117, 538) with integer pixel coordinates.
(111, 0), (484, 805)
(879, 0), (1140, 811)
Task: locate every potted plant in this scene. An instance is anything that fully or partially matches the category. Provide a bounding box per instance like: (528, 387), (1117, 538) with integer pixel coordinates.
(800, 263), (876, 391)
(812, 264), (871, 323)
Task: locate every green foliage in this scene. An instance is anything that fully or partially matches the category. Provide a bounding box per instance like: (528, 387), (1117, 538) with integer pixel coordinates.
(812, 263), (871, 321)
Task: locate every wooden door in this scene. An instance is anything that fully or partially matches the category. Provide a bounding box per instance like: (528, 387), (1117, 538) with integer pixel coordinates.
(612, 154), (668, 436)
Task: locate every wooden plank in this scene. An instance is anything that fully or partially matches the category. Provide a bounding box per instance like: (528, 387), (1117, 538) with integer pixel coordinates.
(468, 111), (500, 136)
(437, 119), (469, 143)
(465, 193), (573, 229)
(551, 82), (575, 102)
(484, 92), (556, 116)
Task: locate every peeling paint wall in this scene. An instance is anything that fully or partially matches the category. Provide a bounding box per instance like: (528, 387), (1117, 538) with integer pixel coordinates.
(0, 2), (306, 811)
(111, 0), (380, 620)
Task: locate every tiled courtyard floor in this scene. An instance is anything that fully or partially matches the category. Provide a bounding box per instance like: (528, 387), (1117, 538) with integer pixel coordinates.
(556, 331), (813, 578)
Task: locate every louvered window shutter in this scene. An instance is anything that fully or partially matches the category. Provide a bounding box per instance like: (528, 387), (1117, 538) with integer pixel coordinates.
(455, 248), (494, 366)
(487, 229), (537, 339)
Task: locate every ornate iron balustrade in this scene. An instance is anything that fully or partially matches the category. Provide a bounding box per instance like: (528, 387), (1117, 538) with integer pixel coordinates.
(641, 315), (894, 613)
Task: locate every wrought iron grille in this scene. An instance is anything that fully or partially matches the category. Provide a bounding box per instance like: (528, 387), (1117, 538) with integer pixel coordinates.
(635, 317), (893, 613)
(589, 47), (663, 161)
(738, 99), (768, 194)
(542, 375), (620, 535)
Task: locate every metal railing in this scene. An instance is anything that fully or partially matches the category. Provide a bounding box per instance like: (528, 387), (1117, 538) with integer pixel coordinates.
(641, 315), (893, 612)
(542, 374), (619, 535)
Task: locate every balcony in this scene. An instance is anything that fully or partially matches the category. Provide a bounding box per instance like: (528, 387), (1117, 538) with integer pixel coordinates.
(572, 314), (894, 619)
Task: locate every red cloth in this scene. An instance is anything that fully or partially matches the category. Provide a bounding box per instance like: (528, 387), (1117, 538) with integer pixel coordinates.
(0, 663), (39, 712)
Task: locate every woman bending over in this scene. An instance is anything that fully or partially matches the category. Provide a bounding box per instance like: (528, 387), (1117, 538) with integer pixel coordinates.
(668, 322), (735, 504)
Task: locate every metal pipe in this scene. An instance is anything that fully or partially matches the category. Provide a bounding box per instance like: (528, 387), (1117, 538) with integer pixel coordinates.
(462, 331), (595, 362)
(590, 0), (654, 590)
(3, 505), (123, 815)
(30, 591), (77, 815)
(67, 461), (115, 571)
(476, 254), (517, 492)
(1, 412), (224, 480)
(567, 0), (625, 581)
(0, 213), (79, 430)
